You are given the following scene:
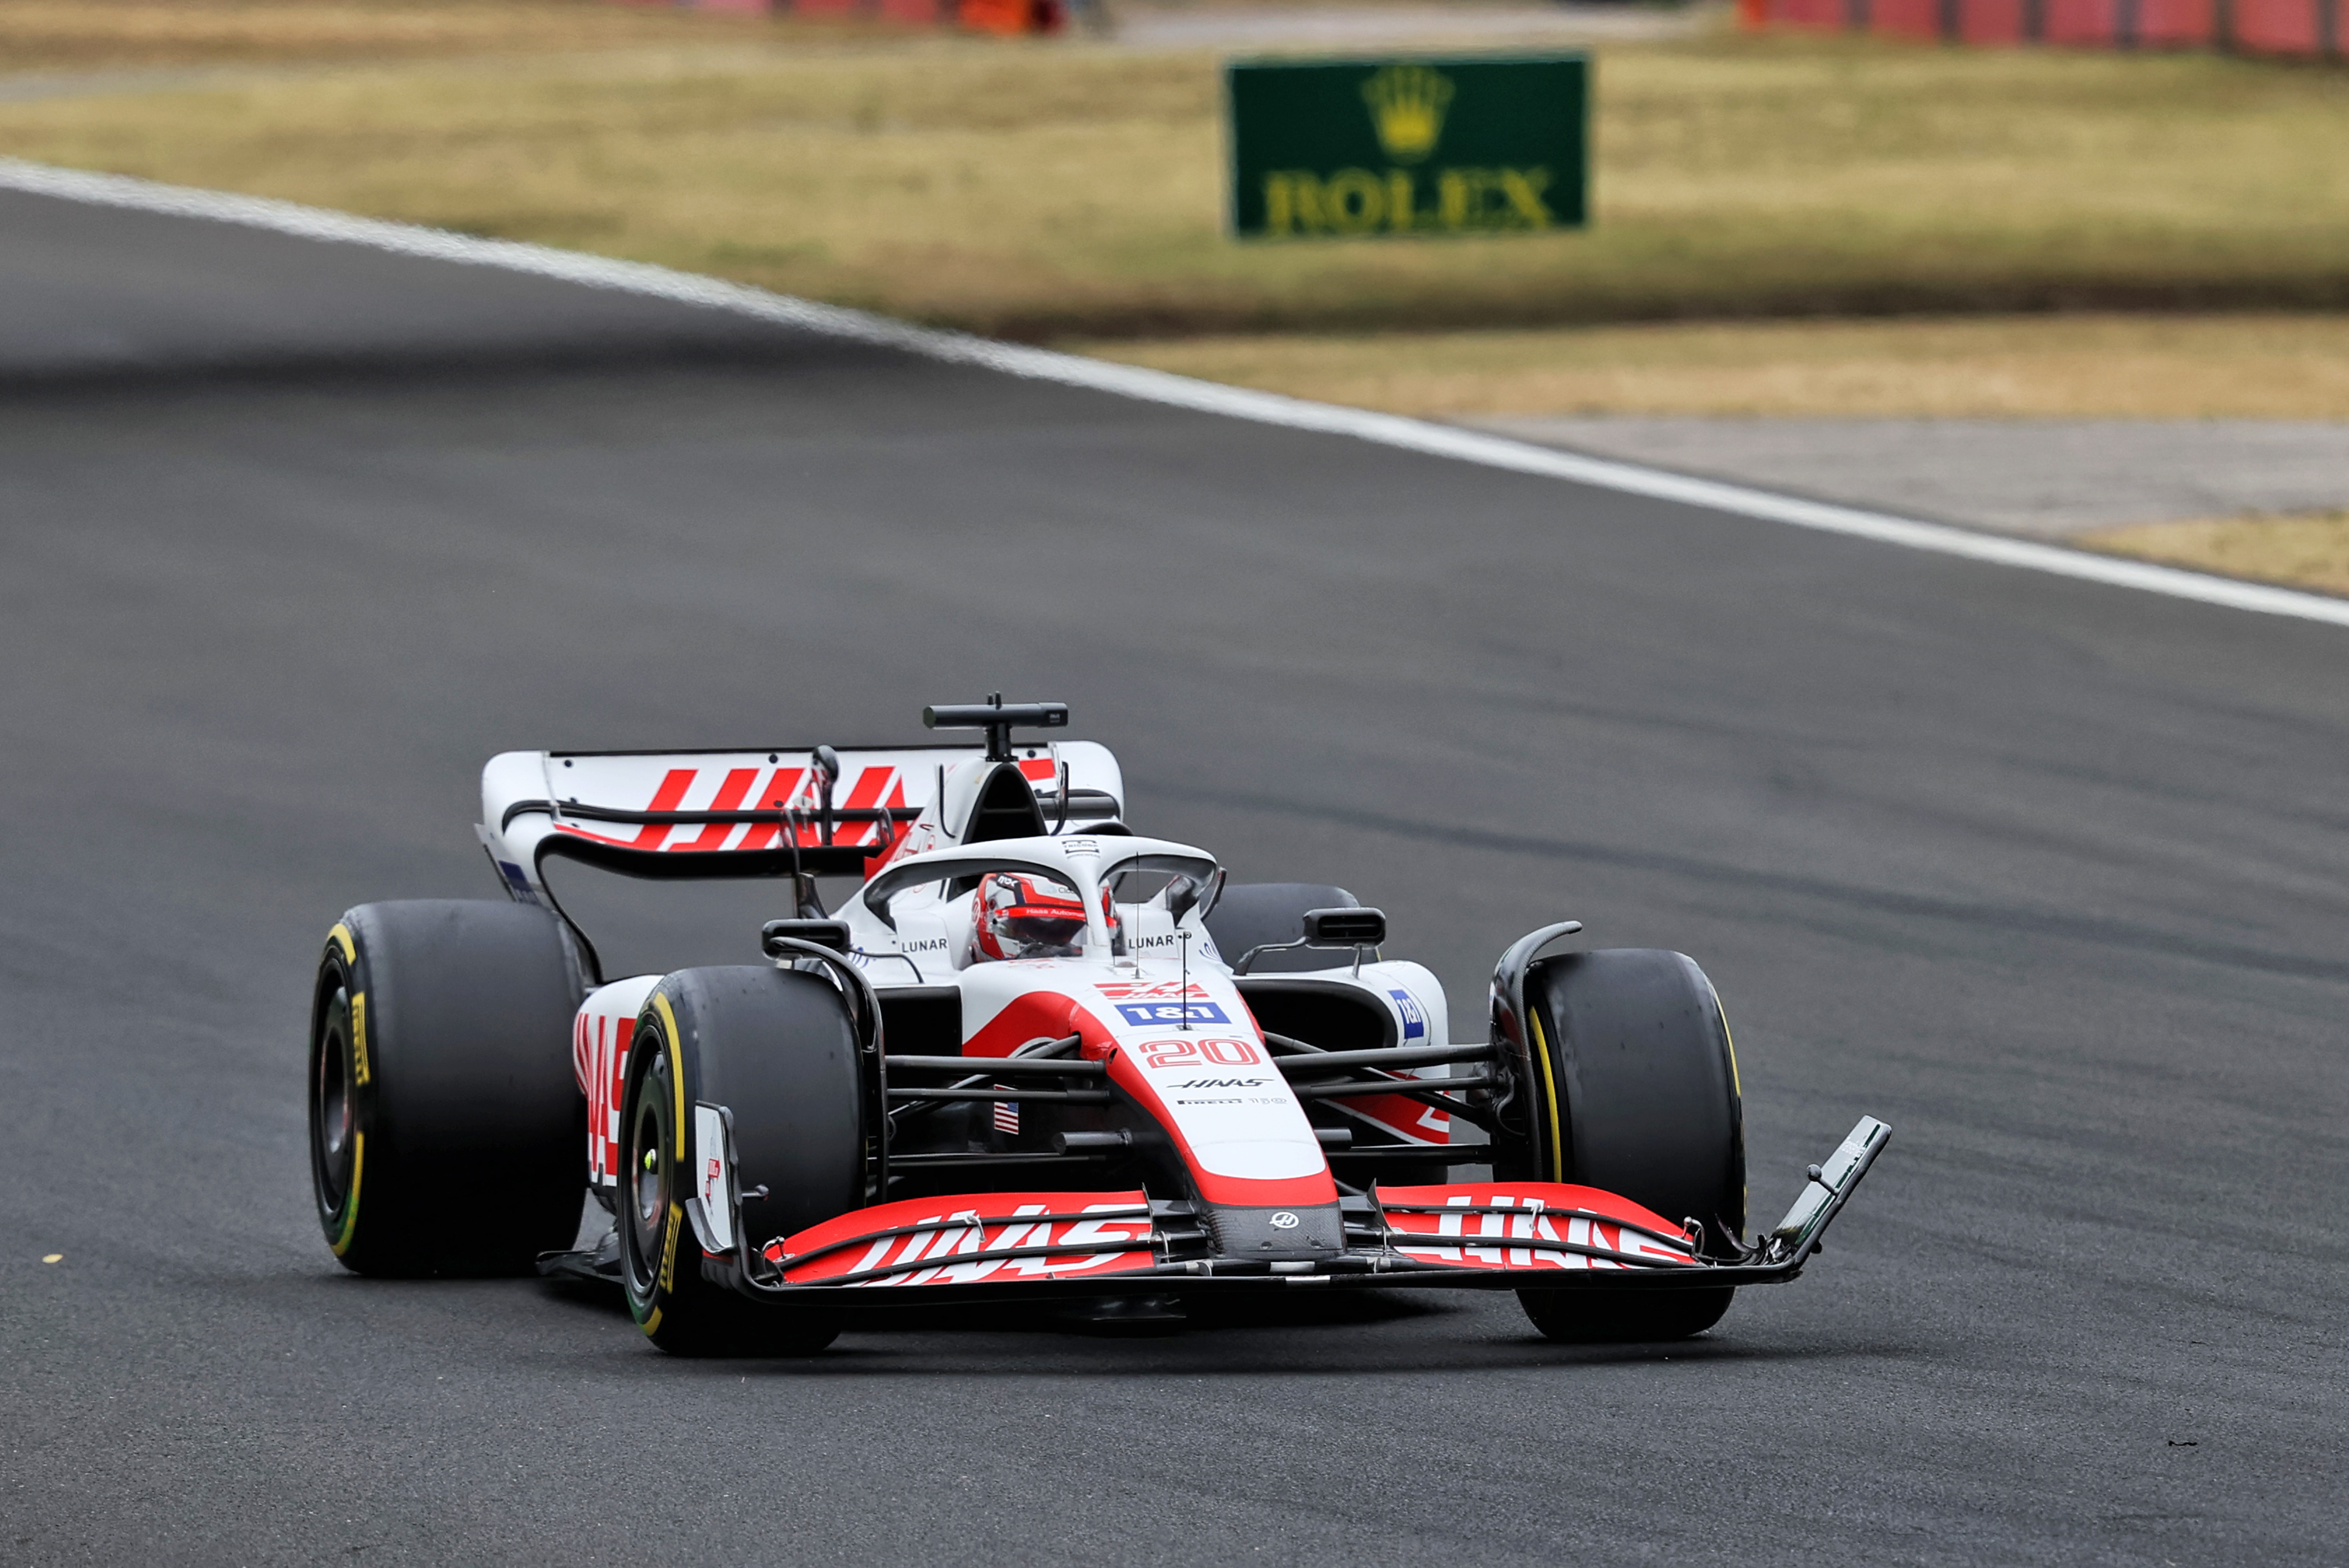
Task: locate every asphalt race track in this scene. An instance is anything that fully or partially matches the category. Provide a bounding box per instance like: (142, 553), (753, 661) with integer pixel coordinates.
(3, 184), (2346, 1566)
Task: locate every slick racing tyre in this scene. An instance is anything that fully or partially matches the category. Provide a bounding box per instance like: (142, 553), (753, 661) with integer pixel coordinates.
(617, 967), (863, 1357)
(309, 901), (587, 1276)
(1507, 948), (1745, 1344)
(1205, 883), (1359, 973)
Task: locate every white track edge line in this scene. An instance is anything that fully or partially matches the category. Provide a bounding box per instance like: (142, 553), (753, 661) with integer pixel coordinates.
(6, 155), (2345, 632)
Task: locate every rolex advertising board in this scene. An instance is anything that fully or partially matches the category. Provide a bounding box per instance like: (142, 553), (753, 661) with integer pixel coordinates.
(1226, 55), (1589, 240)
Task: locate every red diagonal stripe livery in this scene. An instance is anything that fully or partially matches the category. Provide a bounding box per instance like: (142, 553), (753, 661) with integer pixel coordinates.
(734, 767), (810, 850)
(674, 767), (760, 852)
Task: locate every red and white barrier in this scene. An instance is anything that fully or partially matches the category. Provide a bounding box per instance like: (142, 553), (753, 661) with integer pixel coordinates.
(1748, 0), (2344, 55)
(648, 0), (1065, 34)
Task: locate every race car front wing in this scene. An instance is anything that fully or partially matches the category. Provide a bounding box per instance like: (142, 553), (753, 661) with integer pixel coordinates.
(702, 1115), (1891, 1302)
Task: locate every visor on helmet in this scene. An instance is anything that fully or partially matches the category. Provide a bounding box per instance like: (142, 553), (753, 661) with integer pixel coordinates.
(971, 871), (1111, 961)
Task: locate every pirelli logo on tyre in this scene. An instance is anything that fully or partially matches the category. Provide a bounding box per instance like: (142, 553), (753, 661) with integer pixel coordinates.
(1227, 54), (1589, 240)
(658, 1204), (681, 1296)
(350, 993), (371, 1087)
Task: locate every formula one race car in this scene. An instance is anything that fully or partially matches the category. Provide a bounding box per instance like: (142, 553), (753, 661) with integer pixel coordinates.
(306, 699), (1888, 1354)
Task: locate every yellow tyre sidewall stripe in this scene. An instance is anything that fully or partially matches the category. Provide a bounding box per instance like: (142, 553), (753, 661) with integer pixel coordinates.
(648, 992), (687, 1162)
(636, 991), (687, 1336)
(1716, 990), (1742, 1100)
(1715, 988), (1747, 1227)
(1529, 1008), (1566, 1184)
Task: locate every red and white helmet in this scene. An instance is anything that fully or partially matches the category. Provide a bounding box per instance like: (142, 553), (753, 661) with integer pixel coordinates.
(970, 871), (1113, 962)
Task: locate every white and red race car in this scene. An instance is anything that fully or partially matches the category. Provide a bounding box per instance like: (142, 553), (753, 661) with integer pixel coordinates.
(306, 700), (1887, 1353)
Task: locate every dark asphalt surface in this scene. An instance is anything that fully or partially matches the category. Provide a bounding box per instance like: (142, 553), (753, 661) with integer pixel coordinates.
(2, 185), (2345, 1566)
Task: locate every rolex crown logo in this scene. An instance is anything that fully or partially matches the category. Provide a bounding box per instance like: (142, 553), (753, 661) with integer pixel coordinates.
(1361, 63), (1455, 164)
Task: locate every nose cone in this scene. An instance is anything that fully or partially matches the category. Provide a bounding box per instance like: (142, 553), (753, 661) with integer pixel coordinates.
(1202, 1202), (1345, 1261)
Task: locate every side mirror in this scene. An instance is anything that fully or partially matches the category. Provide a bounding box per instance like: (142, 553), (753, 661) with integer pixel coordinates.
(1231, 904), (1385, 974)
(1164, 868), (1228, 926)
(1302, 907), (1385, 947)
(762, 918), (852, 958)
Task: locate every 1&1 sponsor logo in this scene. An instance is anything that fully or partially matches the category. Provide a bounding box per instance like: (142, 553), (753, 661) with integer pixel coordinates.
(1116, 1001), (1228, 1028)
(1388, 989), (1427, 1041)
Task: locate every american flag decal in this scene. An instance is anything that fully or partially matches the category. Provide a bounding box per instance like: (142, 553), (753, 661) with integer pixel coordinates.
(993, 1099), (1020, 1137)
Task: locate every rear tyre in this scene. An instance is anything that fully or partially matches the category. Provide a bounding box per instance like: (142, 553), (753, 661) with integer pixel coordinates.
(617, 966), (864, 1356)
(308, 900), (587, 1276)
(1507, 948), (1745, 1343)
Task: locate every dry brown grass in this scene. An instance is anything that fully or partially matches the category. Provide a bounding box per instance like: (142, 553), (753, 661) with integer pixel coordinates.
(1075, 313), (2349, 418)
(2084, 511), (2349, 597)
(0, 0), (775, 72)
(7, 27), (2349, 338)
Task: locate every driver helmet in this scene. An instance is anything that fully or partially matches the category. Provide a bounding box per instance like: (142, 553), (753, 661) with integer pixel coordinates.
(970, 871), (1113, 961)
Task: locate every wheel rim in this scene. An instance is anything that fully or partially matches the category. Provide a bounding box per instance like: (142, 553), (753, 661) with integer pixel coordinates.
(311, 986), (355, 1214)
(625, 1053), (671, 1296)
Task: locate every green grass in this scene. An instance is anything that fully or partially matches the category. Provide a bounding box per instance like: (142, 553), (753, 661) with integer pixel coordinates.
(5, 20), (2349, 338)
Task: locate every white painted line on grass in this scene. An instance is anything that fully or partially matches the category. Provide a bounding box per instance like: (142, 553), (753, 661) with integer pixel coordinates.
(5, 156), (2345, 632)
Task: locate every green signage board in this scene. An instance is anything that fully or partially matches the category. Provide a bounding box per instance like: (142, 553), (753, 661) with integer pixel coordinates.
(1226, 54), (1589, 240)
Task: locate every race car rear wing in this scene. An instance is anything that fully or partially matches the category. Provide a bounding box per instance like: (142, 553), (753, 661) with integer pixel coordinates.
(477, 741), (1126, 899)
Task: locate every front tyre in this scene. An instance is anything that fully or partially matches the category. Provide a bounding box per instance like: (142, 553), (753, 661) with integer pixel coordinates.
(616, 967), (862, 1356)
(1507, 948), (1745, 1343)
(308, 900), (587, 1276)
